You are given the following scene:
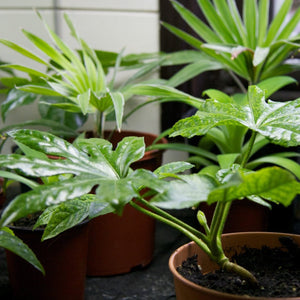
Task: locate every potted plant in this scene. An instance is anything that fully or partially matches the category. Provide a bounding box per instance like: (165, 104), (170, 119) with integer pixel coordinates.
(0, 83), (299, 298)
(0, 11), (179, 276)
(129, 0), (300, 232)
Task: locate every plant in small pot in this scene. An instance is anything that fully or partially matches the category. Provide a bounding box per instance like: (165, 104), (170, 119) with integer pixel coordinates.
(0, 11), (192, 275)
(1, 83), (300, 299)
(130, 0), (300, 232)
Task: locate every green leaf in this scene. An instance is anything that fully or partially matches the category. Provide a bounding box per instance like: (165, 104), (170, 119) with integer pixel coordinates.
(40, 198), (90, 240)
(0, 170), (38, 189)
(95, 178), (138, 214)
(114, 136), (145, 177)
(203, 89), (233, 103)
(257, 0), (270, 46)
(6, 129), (118, 178)
(38, 96), (87, 131)
(161, 22), (203, 50)
(0, 176), (101, 227)
(264, 0), (292, 46)
(154, 162), (193, 178)
(171, 85), (300, 148)
(151, 173), (216, 209)
(129, 84), (202, 107)
(0, 39), (48, 66)
(207, 167), (300, 206)
(197, 0), (234, 43)
(257, 76), (296, 97)
(167, 60), (222, 87)
(109, 91), (124, 131)
(253, 47), (270, 67)
(247, 155), (300, 179)
(243, 0), (257, 49)
(0, 229), (44, 274)
(171, 0), (221, 43)
(1, 88), (37, 121)
(18, 84), (63, 97)
(0, 64), (48, 78)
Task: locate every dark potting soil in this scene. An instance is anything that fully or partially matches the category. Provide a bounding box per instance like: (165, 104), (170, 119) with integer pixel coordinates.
(177, 236), (300, 298)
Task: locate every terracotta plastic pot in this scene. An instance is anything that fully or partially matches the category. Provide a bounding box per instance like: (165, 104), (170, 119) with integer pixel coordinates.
(169, 232), (300, 300)
(6, 221), (89, 300)
(87, 130), (167, 276)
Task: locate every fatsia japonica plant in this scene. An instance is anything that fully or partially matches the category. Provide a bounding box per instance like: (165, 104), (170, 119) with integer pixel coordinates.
(0, 84), (300, 282)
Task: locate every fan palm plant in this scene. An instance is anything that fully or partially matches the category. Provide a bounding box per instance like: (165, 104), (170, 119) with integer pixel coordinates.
(162, 0), (300, 89)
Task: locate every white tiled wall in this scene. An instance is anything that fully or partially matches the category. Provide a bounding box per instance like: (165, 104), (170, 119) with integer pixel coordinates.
(0, 1), (163, 153)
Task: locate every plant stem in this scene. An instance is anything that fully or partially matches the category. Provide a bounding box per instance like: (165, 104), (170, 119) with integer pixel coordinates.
(96, 112), (105, 138)
(221, 259), (258, 285)
(130, 200), (213, 259)
(228, 70), (247, 94)
(136, 197), (209, 244)
(241, 131), (257, 168)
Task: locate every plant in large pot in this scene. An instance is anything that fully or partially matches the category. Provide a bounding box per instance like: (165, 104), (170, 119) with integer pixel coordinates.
(130, 0), (300, 232)
(0, 83), (299, 299)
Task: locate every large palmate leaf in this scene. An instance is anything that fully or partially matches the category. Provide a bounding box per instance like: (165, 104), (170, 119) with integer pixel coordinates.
(0, 129), (148, 227)
(170, 86), (300, 147)
(0, 176), (101, 227)
(0, 228), (44, 274)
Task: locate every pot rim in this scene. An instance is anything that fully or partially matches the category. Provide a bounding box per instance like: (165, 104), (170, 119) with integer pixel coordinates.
(169, 231), (300, 300)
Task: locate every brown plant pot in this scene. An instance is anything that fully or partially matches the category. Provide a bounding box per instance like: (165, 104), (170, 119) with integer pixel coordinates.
(169, 232), (300, 300)
(199, 200), (270, 233)
(6, 221), (89, 300)
(87, 130), (167, 276)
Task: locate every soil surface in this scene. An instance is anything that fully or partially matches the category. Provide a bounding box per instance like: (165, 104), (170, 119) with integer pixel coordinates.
(177, 236), (300, 298)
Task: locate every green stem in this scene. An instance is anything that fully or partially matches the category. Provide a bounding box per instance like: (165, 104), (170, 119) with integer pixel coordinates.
(241, 131), (257, 168)
(228, 70), (247, 94)
(221, 259), (258, 285)
(136, 197), (209, 244)
(96, 111), (105, 138)
(209, 202), (228, 259)
(130, 200), (213, 258)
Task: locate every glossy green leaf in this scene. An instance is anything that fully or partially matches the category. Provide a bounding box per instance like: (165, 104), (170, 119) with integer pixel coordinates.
(0, 176), (101, 227)
(171, 86), (300, 147)
(207, 167), (300, 206)
(95, 178), (138, 214)
(150, 174), (216, 209)
(114, 136), (145, 177)
(109, 91), (124, 131)
(40, 198), (91, 240)
(0, 170), (38, 189)
(154, 162), (194, 178)
(1, 88), (37, 121)
(0, 229), (44, 274)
